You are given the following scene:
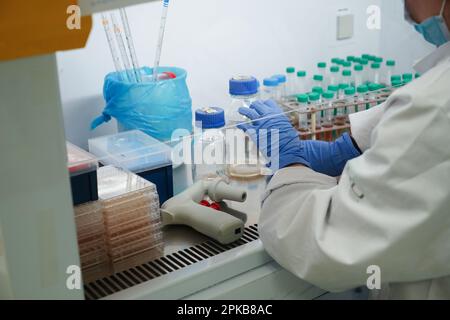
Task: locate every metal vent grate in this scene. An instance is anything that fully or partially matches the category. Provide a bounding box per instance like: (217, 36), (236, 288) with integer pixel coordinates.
(84, 224), (259, 300)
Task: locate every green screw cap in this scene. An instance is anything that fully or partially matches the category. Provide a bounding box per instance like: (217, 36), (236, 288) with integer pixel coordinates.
(318, 62), (327, 68)
(415, 73), (421, 78)
(403, 73), (413, 80)
(297, 70), (306, 77)
(286, 67), (295, 73)
(362, 54), (371, 60)
(308, 92), (320, 101)
(330, 66), (340, 73)
(339, 83), (350, 90)
(391, 75), (402, 82)
(343, 70), (352, 76)
(368, 83), (380, 91)
(357, 85), (368, 93)
(347, 56), (355, 62)
(322, 91), (335, 99)
(374, 57), (383, 63)
(328, 85), (339, 92)
(360, 59), (369, 65)
(386, 60), (396, 67)
(371, 63), (381, 69)
(391, 80), (403, 87)
(331, 57), (341, 64)
(313, 75), (324, 81)
(297, 94), (309, 103)
(345, 87), (356, 95)
(354, 64), (363, 71)
(342, 61), (352, 68)
(312, 86), (324, 94)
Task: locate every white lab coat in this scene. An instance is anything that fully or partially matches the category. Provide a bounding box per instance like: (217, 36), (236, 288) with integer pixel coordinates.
(260, 42), (450, 299)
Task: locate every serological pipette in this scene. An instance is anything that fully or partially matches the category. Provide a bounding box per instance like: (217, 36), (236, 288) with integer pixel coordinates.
(152, 0), (170, 82)
(101, 14), (125, 81)
(120, 8), (142, 82)
(111, 12), (135, 82)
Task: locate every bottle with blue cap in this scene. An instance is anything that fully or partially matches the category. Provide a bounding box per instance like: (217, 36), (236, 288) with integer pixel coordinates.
(227, 76), (260, 126)
(227, 76), (265, 179)
(193, 107), (226, 181)
(272, 74), (287, 100)
(261, 77), (279, 101)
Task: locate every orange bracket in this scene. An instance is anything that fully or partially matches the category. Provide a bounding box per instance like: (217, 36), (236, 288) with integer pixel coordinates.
(0, 0), (92, 62)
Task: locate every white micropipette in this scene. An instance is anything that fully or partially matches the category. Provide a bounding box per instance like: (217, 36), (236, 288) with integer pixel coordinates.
(101, 14), (125, 81)
(120, 8), (142, 82)
(111, 13), (135, 82)
(152, 0), (170, 82)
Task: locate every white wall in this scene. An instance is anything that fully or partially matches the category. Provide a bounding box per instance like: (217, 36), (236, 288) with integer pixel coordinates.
(379, 0), (434, 74)
(58, 0), (386, 149)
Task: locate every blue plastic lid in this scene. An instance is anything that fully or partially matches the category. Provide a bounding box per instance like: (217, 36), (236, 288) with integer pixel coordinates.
(272, 74), (287, 84)
(229, 76), (259, 96)
(263, 77), (279, 87)
(195, 107), (225, 129)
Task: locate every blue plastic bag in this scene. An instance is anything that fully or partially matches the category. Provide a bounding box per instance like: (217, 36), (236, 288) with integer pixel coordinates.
(91, 66), (193, 142)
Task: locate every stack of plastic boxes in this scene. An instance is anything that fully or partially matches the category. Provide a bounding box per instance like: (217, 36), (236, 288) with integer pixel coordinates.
(97, 165), (163, 273)
(73, 201), (110, 282)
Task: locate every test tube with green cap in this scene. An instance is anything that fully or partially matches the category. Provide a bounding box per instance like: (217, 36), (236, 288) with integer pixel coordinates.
(338, 83), (349, 100)
(296, 70), (307, 96)
(371, 63), (381, 84)
(386, 60), (396, 85)
(357, 84), (369, 111)
(354, 64), (364, 87)
(330, 66), (340, 85)
(308, 92), (321, 140)
(342, 70), (352, 88)
(322, 91), (335, 142)
(345, 86), (357, 118)
(297, 94), (310, 133)
(368, 83), (380, 108)
(286, 67), (296, 97)
(313, 74), (325, 91)
(403, 73), (413, 81)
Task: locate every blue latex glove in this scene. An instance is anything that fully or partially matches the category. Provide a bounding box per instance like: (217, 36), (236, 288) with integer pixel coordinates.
(237, 100), (361, 176)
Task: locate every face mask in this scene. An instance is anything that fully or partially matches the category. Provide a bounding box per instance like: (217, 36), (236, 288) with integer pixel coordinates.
(406, 0), (450, 47)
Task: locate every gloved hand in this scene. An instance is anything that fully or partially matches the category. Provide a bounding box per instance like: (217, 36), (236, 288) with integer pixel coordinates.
(238, 99), (361, 176)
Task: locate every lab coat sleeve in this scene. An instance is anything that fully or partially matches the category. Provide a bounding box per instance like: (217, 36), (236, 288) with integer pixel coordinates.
(260, 83), (450, 292)
(349, 102), (385, 152)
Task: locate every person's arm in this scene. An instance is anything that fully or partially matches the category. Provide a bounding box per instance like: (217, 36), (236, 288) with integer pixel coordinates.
(259, 93), (450, 292)
(349, 102), (386, 152)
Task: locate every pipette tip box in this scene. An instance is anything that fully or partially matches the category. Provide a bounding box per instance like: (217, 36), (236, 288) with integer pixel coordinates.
(67, 142), (99, 206)
(88, 130), (173, 204)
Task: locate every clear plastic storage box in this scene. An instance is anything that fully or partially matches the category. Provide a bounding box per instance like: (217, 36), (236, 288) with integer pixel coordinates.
(88, 130), (173, 204)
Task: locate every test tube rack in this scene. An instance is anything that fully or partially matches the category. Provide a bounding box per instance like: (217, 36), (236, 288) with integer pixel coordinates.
(281, 86), (395, 141)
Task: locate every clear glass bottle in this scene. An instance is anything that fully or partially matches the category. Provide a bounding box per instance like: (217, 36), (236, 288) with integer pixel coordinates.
(342, 70), (353, 89)
(371, 63), (381, 84)
(337, 83), (348, 100)
(360, 58), (369, 83)
(322, 91), (335, 142)
(312, 74), (324, 91)
(296, 70), (307, 96)
(226, 76), (263, 179)
(317, 62), (328, 86)
(286, 67), (296, 98)
(297, 94), (310, 133)
(261, 77), (279, 101)
(329, 66), (340, 86)
(308, 92), (321, 140)
(273, 74), (287, 100)
(226, 76), (259, 126)
(312, 86), (324, 103)
(353, 64), (364, 87)
(386, 60), (396, 85)
(193, 107), (226, 181)
(357, 84), (369, 112)
(344, 87), (356, 123)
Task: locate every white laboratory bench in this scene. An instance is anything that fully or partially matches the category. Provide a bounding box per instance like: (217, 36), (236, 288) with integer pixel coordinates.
(83, 164), (329, 300)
